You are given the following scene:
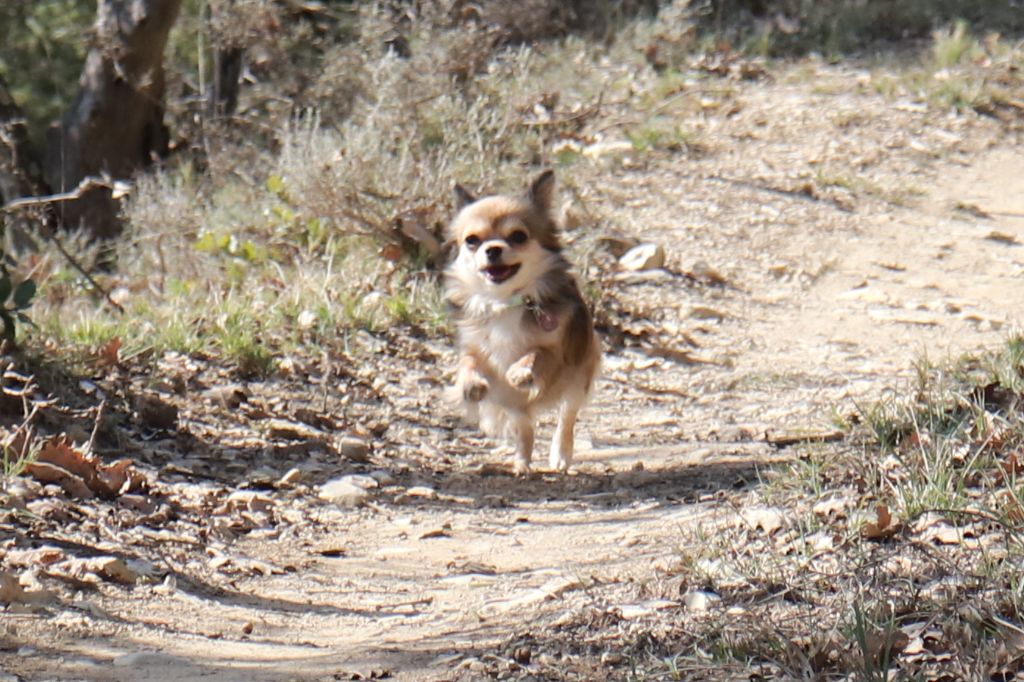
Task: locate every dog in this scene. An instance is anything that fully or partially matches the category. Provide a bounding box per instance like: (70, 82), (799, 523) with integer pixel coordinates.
(444, 170), (600, 474)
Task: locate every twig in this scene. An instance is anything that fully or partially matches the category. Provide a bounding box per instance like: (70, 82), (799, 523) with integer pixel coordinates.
(703, 174), (854, 213)
(87, 400), (106, 454)
(0, 176), (116, 213)
(47, 229), (126, 314)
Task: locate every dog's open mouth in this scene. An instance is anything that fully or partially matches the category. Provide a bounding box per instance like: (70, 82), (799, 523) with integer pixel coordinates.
(482, 263), (521, 284)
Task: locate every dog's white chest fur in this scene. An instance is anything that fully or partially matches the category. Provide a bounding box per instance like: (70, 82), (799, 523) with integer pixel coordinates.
(461, 297), (555, 370)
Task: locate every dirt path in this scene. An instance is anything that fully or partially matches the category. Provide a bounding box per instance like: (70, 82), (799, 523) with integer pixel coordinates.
(3, 64), (1023, 682)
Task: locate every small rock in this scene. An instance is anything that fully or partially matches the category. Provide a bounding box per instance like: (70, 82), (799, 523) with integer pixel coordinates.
(318, 478), (371, 508)
(601, 652), (624, 665)
(275, 467), (304, 488)
(369, 469), (395, 486)
(615, 599), (677, 619)
(619, 243), (666, 271)
(241, 621), (254, 635)
(87, 557), (139, 585)
(683, 590), (721, 612)
(267, 419), (325, 441)
(225, 491), (275, 513)
(418, 527), (450, 540)
(689, 260), (729, 286)
(340, 436), (371, 462)
(512, 647), (532, 665)
(404, 485), (437, 499)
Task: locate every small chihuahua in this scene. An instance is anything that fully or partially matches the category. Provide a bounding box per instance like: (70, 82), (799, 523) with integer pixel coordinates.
(444, 170), (600, 474)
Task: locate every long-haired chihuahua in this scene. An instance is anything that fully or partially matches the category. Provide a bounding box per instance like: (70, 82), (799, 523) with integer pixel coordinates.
(444, 170), (600, 474)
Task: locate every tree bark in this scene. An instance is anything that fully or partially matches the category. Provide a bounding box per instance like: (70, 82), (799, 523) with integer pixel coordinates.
(45, 0), (182, 240)
(209, 46), (244, 119)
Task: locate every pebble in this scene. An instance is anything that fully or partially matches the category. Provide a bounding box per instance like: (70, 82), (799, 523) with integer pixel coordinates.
(276, 467), (303, 488)
(403, 485), (437, 499)
(318, 477), (371, 507)
(267, 419), (325, 441)
(369, 469), (395, 486)
(683, 590), (721, 612)
(601, 651), (624, 665)
(340, 436), (371, 462)
(619, 243), (666, 271)
(614, 599), (677, 619)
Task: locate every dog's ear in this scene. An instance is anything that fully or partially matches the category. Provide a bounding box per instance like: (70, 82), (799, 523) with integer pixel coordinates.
(527, 170), (555, 215)
(453, 184), (476, 211)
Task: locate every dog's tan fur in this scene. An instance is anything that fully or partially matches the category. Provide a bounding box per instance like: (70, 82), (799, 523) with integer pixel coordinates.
(444, 171), (600, 474)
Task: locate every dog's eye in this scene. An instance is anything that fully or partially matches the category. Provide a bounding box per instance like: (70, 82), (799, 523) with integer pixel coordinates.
(464, 235), (481, 248)
(508, 230), (528, 245)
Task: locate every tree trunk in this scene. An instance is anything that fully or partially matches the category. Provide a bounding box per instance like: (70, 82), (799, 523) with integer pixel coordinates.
(208, 46), (244, 119)
(45, 0), (182, 240)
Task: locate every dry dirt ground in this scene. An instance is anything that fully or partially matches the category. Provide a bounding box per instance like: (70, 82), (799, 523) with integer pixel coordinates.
(2, 60), (1023, 681)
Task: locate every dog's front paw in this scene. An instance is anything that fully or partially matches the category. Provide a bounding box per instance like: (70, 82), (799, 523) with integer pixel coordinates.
(513, 456), (531, 476)
(505, 363), (535, 391)
(462, 375), (489, 402)
(549, 453), (570, 472)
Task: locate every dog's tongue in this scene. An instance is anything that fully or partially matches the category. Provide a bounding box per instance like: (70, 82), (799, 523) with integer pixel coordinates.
(485, 265), (517, 282)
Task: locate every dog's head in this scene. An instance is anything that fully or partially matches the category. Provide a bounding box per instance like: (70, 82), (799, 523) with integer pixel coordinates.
(446, 170), (562, 297)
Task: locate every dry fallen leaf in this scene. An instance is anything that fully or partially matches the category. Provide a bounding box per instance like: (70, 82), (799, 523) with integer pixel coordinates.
(25, 435), (147, 499)
(740, 506), (786, 535)
(96, 337), (122, 368)
(863, 628), (910, 667)
(861, 503), (900, 540)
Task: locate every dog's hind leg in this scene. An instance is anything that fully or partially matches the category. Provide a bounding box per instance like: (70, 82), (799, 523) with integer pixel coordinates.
(509, 410), (535, 475)
(549, 390), (585, 472)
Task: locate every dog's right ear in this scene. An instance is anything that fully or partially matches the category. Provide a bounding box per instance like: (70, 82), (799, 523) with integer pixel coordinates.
(454, 184), (476, 211)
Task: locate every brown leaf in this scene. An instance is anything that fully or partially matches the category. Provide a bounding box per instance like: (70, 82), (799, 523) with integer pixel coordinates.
(862, 503), (900, 540)
(864, 629), (910, 666)
(96, 337), (122, 368)
(1001, 451), (1024, 479)
(25, 435), (146, 499)
(379, 242), (404, 263)
(35, 436), (97, 482)
(25, 461), (95, 499)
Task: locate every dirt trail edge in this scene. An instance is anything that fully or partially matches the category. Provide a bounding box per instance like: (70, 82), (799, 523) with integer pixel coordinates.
(3, 69), (1023, 681)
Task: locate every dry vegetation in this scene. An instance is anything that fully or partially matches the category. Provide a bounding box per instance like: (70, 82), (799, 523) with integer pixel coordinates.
(2, 1), (1024, 680)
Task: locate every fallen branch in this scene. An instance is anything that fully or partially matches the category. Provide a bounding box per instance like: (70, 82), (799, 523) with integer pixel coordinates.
(766, 429), (845, 447)
(0, 176), (127, 214)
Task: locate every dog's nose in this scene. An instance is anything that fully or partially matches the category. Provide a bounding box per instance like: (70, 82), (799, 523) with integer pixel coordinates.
(485, 246), (503, 262)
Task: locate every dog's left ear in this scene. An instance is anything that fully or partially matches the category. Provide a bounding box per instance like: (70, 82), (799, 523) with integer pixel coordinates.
(528, 170), (555, 215)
